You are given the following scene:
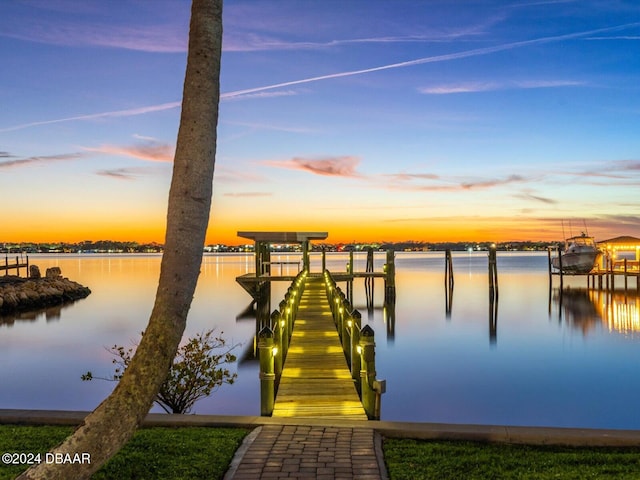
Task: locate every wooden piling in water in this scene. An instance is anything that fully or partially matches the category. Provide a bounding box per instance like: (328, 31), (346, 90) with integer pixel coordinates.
(384, 249), (396, 303)
(444, 249), (454, 317)
(488, 246), (498, 300)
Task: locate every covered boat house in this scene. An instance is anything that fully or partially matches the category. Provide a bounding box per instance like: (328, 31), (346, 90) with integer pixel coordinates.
(597, 235), (640, 272)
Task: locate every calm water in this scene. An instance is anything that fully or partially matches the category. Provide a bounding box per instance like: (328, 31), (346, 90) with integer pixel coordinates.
(1, 252), (639, 429)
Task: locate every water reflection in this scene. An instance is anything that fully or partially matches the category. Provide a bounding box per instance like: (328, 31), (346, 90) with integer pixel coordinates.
(591, 290), (640, 338)
(0, 303), (66, 326)
(4, 252), (640, 429)
(552, 287), (640, 337)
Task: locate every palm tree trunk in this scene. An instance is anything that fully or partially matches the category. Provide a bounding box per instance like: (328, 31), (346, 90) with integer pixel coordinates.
(17, 1), (222, 478)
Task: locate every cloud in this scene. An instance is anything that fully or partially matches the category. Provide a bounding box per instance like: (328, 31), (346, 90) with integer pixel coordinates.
(224, 120), (318, 134)
(0, 152), (86, 169)
(223, 192), (273, 197)
(264, 156), (362, 177)
(419, 80), (583, 94)
(461, 174), (527, 189)
(94, 165), (165, 181)
(513, 192), (558, 204)
(95, 168), (138, 181)
(82, 140), (174, 163)
(559, 159), (640, 181)
(0, 152), (14, 158)
(3, 22), (636, 134)
(385, 173), (440, 181)
(381, 171), (531, 192)
(0, 15), (186, 53)
(223, 32), (491, 53)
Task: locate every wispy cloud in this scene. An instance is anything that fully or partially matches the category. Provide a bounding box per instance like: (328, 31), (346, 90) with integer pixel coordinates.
(420, 80), (584, 94)
(264, 156), (362, 177)
(95, 168), (138, 181)
(224, 120), (318, 134)
(223, 192), (273, 197)
(223, 32), (489, 53)
(0, 18), (186, 53)
(83, 140), (174, 163)
(221, 22), (639, 99)
(381, 171), (532, 192)
(2, 22), (637, 134)
(513, 192), (558, 204)
(0, 152), (86, 169)
(461, 174), (528, 189)
(559, 159), (640, 180)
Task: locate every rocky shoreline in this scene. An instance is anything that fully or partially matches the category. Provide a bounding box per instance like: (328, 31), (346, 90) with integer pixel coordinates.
(0, 267), (91, 314)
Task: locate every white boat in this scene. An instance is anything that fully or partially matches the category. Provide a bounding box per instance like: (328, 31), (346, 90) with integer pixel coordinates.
(552, 233), (600, 274)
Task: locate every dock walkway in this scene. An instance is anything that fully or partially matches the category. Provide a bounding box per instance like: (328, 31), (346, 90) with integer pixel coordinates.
(272, 276), (367, 420)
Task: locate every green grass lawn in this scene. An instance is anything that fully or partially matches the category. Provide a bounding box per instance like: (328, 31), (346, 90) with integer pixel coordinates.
(4, 425), (640, 479)
(384, 438), (640, 480)
(0, 425), (247, 480)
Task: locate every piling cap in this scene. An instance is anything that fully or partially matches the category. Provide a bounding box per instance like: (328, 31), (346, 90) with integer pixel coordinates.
(361, 325), (375, 337)
(258, 326), (274, 338)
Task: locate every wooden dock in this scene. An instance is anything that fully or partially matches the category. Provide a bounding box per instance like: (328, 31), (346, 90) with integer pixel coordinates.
(271, 276), (367, 420)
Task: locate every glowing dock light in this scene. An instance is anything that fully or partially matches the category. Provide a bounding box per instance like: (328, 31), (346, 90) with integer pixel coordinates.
(272, 347), (278, 357)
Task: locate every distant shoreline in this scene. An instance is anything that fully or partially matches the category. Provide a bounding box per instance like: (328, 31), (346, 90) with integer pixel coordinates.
(2, 240), (560, 255)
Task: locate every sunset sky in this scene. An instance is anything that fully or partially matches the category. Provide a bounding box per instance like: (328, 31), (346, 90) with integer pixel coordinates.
(1, 0), (639, 245)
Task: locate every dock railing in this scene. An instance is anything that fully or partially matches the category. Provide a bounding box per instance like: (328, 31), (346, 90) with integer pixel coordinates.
(1, 254), (29, 277)
(258, 269), (307, 416)
(323, 270), (386, 419)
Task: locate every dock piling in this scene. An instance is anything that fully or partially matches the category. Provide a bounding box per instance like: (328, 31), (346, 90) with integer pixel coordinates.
(258, 326), (275, 416)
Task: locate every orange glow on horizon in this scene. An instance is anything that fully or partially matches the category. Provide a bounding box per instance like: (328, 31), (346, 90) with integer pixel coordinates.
(2, 207), (626, 245)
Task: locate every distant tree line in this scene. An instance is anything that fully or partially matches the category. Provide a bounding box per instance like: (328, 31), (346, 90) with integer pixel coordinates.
(1, 239), (559, 254)
(1, 240), (164, 254)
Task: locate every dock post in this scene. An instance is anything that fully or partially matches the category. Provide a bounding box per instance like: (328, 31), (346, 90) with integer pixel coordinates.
(359, 325), (382, 419)
(258, 326), (275, 416)
(384, 249), (396, 303)
(279, 300), (290, 356)
(322, 246), (326, 272)
(445, 249), (454, 317)
(271, 311), (283, 384)
(348, 251), (354, 302)
(340, 298), (351, 356)
(350, 310), (362, 387)
(488, 246), (499, 300)
(624, 259), (628, 292)
(610, 256), (615, 291)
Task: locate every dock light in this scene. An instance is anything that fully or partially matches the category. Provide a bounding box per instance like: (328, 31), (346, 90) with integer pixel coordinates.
(272, 347), (278, 357)
(286, 307), (291, 315)
(339, 307), (344, 314)
(347, 320), (353, 328)
(356, 345), (362, 354)
(280, 319), (285, 328)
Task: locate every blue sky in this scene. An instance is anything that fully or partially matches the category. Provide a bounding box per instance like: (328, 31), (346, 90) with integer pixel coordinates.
(1, 0), (639, 244)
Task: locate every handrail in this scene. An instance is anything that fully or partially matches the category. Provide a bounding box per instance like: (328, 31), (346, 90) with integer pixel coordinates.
(257, 268), (307, 416)
(323, 269), (386, 419)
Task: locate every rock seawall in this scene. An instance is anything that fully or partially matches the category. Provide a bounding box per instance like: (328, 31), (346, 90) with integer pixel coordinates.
(0, 269), (91, 314)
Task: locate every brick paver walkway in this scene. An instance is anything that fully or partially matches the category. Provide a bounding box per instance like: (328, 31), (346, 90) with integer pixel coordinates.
(225, 424), (387, 479)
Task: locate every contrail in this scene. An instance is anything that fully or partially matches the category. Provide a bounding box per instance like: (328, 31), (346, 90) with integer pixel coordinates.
(0, 102), (181, 133)
(221, 22), (640, 98)
(1, 22), (637, 133)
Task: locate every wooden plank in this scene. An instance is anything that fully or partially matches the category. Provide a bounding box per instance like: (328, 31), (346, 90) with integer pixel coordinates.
(272, 277), (367, 419)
